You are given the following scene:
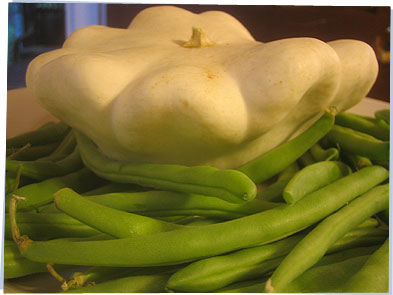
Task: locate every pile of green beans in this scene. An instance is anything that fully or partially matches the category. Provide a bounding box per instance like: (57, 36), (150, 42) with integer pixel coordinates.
(4, 109), (390, 293)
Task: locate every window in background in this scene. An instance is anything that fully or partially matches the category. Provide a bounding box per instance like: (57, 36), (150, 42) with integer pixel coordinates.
(7, 3), (107, 90)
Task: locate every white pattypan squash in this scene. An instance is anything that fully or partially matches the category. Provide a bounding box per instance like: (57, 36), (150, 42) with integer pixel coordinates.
(26, 6), (378, 169)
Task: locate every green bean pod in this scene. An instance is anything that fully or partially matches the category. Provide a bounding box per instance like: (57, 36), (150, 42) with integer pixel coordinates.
(375, 109), (389, 124)
(266, 183), (389, 292)
(341, 238), (389, 293)
(5, 171), (35, 195)
(167, 234), (304, 292)
(54, 188), (183, 238)
(87, 190), (279, 219)
(166, 225), (385, 292)
(38, 130), (76, 162)
(297, 150), (316, 167)
(309, 143), (339, 161)
(326, 125), (389, 161)
(75, 130), (256, 204)
(335, 112), (389, 140)
(282, 161), (351, 204)
(63, 265), (179, 291)
(6, 146), (83, 181)
(65, 273), (171, 293)
(6, 142), (60, 161)
(257, 162), (299, 202)
(82, 182), (148, 196)
(6, 121), (70, 149)
(216, 247), (377, 293)
(13, 166), (388, 267)
(342, 153), (373, 171)
(5, 168), (103, 212)
(4, 241), (48, 279)
(238, 110), (335, 183)
(280, 255), (371, 293)
(4, 212), (100, 240)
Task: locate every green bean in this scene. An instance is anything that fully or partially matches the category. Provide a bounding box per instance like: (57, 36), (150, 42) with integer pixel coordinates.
(283, 161), (351, 204)
(356, 217), (379, 228)
(375, 109), (389, 124)
(38, 130), (76, 162)
(166, 225), (385, 292)
(341, 238), (389, 292)
(40, 181), (142, 213)
(63, 265), (179, 291)
(5, 168), (103, 212)
(63, 267), (138, 290)
(5, 170), (35, 195)
(75, 131), (256, 204)
(335, 112), (389, 140)
(238, 110), (334, 183)
(82, 190), (280, 220)
(216, 246), (376, 292)
(6, 121), (70, 149)
(12, 166), (388, 267)
(309, 143), (339, 161)
(6, 146), (83, 180)
(376, 118), (390, 130)
(54, 188), (183, 238)
(327, 227), (388, 253)
(4, 212), (100, 240)
(266, 183), (389, 292)
(377, 207), (389, 226)
(65, 273), (171, 293)
(281, 255), (371, 293)
(6, 142), (59, 161)
(326, 125), (389, 161)
(4, 240), (48, 279)
(342, 153), (373, 171)
(185, 217), (222, 226)
(167, 233), (304, 292)
(257, 162), (299, 202)
(297, 150), (316, 167)
(82, 182), (148, 196)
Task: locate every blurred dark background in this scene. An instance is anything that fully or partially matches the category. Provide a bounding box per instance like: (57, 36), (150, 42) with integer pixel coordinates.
(8, 3), (390, 101)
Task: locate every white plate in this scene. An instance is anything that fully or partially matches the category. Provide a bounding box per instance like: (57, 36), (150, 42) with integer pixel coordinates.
(3, 89), (390, 293)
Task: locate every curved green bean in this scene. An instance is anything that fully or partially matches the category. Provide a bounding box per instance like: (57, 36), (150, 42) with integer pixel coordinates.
(238, 110), (335, 183)
(326, 125), (389, 161)
(375, 109), (389, 124)
(4, 241), (48, 279)
(41, 189), (279, 219)
(266, 183), (389, 292)
(86, 190), (279, 220)
(218, 255), (371, 293)
(38, 130), (76, 162)
(166, 225), (385, 292)
(342, 153), (372, 171)
(283, 161), (351, 204)
(6, 121), (70, 149)
(12, 166), (388, 267)
(65, 273), (171, 293)
(75, 130), (256, 204)
(335, 112), (389, 140)
(6, 146), (83, 180)
(5, 168), (103, 212)
(341, 238), (389, 293)
(6, 142), (59, 161)
(63, 265), (179, 291)
(54, 188), (183, 238)
(257, 162), (299, 202)
(309, 143), (339, 161)
(4, 212), (100, 240)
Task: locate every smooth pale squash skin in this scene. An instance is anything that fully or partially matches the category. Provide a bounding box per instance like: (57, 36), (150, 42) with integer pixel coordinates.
(26, 6), (378, 169)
